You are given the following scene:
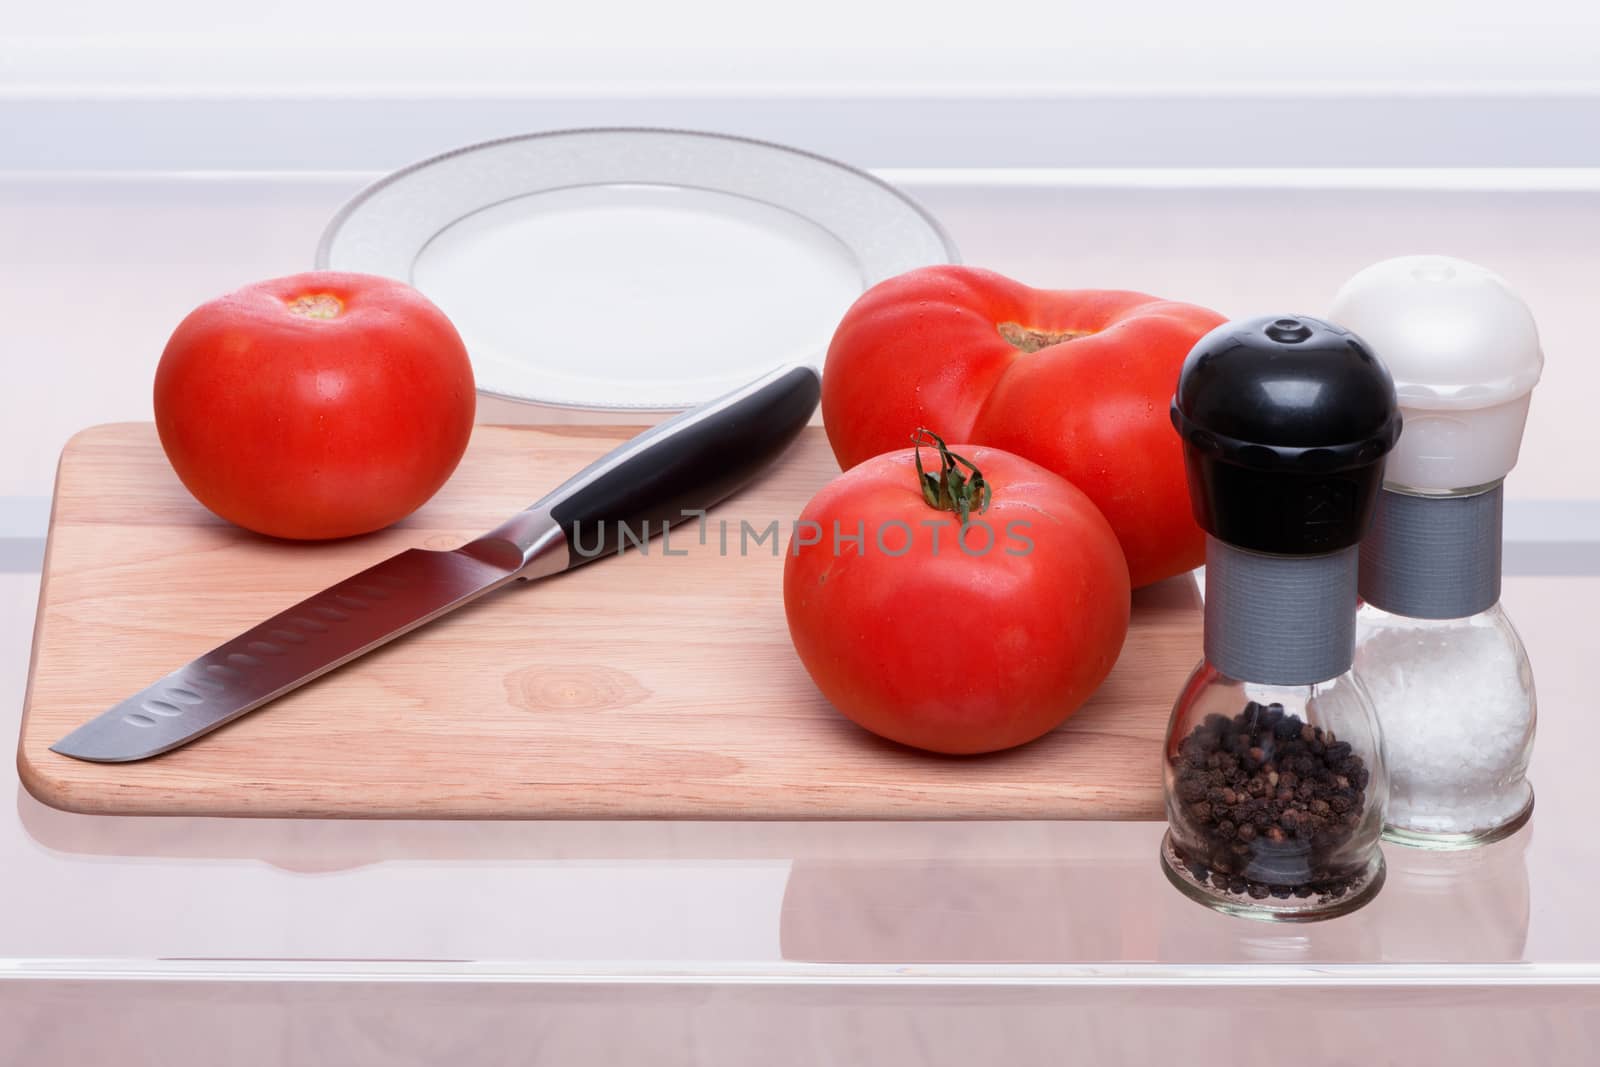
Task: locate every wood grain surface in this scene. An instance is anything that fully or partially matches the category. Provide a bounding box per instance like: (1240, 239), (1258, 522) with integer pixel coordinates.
(18, 423), (1201, 820)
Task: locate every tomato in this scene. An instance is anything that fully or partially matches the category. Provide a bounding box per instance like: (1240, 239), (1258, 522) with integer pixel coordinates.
(154, 272), (476, 540)
(821, 265), (1226, 587)
(783, 433), (1130, 755)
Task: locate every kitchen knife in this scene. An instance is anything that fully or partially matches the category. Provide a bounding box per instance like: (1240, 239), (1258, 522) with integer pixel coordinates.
(51, 364), (821, 763)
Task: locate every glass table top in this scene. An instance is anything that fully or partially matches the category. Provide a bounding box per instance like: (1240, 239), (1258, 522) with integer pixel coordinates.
(2, 171), (1598, 984)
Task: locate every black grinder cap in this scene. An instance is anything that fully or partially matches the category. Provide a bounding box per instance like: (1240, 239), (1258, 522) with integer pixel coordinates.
(1171, 315), (1402, 555)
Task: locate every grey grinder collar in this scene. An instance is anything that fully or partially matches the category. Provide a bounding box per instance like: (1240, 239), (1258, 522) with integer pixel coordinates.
(1204, 538), (1359, 686)
(1359, 485), (1502, 620)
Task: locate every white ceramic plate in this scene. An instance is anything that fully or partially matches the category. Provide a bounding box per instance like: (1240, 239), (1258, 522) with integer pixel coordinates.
(316, 128), (958, 411)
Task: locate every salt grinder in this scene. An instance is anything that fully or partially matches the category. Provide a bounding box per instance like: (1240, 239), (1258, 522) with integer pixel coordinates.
(1330, 256), (1543, 849)
(1162, 314), (1401, 920)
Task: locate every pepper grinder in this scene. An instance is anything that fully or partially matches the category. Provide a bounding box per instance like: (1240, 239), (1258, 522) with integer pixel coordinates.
(1330, 256), (1543, 849)
(1163, 314), (1401, 921)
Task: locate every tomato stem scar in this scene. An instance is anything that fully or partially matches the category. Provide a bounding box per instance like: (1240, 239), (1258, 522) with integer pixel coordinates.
(286, 293), (344, 319)
(997, 322), (1091, 353)
(911, 428), (991, 525)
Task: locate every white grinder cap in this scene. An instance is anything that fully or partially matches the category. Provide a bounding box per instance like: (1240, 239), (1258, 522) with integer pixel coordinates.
(1330, 255), (1544, 491)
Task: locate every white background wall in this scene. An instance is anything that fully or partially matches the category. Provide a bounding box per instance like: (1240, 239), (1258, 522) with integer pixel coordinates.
(6, 0), (1599, 91)
(4, 0), (1600, 170)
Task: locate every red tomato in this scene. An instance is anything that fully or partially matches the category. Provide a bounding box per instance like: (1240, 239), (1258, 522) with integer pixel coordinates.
(783, 435), (1130, 755)
(821, 265), (1226, 587)
(154, 272), (476, 540)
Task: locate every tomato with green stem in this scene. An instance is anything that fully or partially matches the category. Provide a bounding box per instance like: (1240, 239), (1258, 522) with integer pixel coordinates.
(783, 431), (1131, 755)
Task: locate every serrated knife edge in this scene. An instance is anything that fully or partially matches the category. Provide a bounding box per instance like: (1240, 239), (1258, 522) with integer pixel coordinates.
(49, 539), (537, 762)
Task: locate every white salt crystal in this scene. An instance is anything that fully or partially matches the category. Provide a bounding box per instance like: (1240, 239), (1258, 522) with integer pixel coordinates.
(1355, 606), (1535, 836)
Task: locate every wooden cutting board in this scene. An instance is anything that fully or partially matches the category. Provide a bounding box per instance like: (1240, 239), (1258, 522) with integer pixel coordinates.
(18, 423), (1201, 820)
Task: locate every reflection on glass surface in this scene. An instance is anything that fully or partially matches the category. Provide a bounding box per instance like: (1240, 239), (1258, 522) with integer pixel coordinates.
(1377, 825), (1531, 961)
(779, 822), (1530, 966)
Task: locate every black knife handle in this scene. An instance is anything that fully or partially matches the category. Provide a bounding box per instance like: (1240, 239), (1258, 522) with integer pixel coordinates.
(540, 365), (820, 570)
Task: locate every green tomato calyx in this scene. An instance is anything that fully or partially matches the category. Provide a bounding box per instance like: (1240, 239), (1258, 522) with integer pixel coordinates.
(912, 428), (991, 526)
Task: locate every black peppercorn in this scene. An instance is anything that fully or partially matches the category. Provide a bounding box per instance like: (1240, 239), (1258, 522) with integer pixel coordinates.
(1170, 702), (1371, 903)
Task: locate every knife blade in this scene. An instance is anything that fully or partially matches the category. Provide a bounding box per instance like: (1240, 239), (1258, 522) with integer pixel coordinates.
(51, 364), (821, 762)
